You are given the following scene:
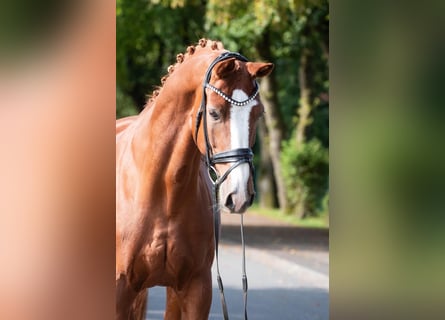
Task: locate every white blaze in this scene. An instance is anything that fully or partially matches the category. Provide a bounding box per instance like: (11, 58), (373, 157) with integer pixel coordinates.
(229, 89), (257, 194)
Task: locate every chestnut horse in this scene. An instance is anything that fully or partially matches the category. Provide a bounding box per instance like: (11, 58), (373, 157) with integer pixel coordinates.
(116, 39), (273, 320)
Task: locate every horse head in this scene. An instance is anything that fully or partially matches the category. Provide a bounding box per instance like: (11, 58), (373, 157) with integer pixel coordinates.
(194, 51), (274, 214)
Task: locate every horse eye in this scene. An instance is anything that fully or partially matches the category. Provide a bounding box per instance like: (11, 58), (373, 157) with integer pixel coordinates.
(209, 109), (220, 120)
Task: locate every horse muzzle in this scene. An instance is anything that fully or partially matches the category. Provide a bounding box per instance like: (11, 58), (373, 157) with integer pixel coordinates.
(224, 189), (255, 214)
(219, 161), (255, 214)
(208, 148), (255, 214)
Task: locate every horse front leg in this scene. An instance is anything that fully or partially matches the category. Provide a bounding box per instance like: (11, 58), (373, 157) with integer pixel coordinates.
(116, 274), (147, 320)
(131, 289), (148, 320)
(177, 270), (213, 320)
(165, 287), (181, 319)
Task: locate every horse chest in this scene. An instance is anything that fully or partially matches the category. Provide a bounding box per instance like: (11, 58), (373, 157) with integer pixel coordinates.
(141, 232), (212, 287)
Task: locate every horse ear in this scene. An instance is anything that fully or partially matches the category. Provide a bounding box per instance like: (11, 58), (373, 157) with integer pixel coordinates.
(246, 62), (274, 78)
(214, 58), (237, 79)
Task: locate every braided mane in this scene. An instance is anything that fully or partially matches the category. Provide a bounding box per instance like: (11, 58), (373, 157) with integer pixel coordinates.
(145, 38), (225, 106)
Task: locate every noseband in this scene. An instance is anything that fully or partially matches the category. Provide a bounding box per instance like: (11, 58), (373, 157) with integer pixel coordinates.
(195, 52), (259, 320)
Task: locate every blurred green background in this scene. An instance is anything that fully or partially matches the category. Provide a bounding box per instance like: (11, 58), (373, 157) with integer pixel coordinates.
(116, 0), (329, 223)
(331, 0), (445, 318)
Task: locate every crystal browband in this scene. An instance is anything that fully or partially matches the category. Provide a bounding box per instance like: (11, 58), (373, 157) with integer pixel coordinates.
(205, 82), (259, 107)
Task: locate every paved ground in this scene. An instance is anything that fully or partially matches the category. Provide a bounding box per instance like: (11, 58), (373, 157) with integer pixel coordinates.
(220, 212), (329, 275)
(146, 211), (329, 319)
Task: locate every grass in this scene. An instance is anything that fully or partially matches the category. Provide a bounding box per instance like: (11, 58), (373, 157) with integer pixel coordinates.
(249, 204), (329, 229)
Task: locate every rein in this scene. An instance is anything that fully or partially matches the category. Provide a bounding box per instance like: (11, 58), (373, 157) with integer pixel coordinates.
(195, 51), (259, 320)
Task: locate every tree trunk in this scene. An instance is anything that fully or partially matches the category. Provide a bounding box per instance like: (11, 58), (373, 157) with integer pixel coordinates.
(258, 67), (289, 211)
(257, 119), (278, 208)
(256, 30), (289, 211)
(294, 49), (313, 219)
(295, 49), (312, 146)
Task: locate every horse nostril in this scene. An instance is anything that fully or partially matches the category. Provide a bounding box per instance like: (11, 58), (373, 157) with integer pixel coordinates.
(225, 194), (235, 211)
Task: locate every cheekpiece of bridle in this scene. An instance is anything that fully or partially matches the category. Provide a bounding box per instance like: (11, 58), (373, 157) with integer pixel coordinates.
(195, 51), (259, 320)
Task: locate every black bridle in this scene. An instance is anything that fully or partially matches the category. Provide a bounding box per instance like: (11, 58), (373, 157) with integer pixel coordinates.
(195, 52), (260, 320)
(195, 51), (259, 183)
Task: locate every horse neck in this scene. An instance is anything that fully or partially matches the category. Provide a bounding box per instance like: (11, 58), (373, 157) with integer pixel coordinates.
(131, 79), (202, 191)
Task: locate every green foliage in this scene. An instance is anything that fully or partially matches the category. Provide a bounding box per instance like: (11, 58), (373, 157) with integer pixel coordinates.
(116, 86), (138, 119)
(308, 102), (329, 148)
(281, 137), (328, 217)
(117, 0), (206, 108)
